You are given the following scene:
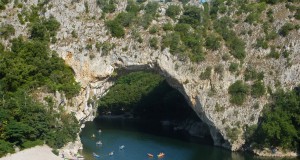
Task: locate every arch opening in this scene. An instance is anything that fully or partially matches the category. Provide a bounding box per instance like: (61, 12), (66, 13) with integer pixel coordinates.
(93, 69), (214, 144)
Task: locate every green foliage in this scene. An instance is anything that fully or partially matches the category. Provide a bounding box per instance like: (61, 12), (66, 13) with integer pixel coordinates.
(179, 5), (201, 29)
(268, 46), (280, 59)
(162, 22), (173, 31)
(126, 0), (140, 14)
(226, 127), (241, 142)
(251, 81), (266, 98)
(0, 90), (80, 156)
(214, 17), (246, 60)
(0, 0), (10, 10)
(166, 5), (181, 20)
(84, 1), (89, 13)
(96, 42), (113, 55)
(149, 25), (158, 34)
(244, 67), (264, 81)
(105, 20), (125, 38)
(295, 8), (300, 20)
(229, 62), (239, 72)
(205, 33), (221, 50)
(30, 16), (60, 42)
(255, 37), (268, 49)
(139, 2), (158, 29)
(228, 80), (250, 105)
(97, 71), (192, 120)
(115, 12), (135, 27)
(0, 140), (14, 157)
(278, 23), (295, 37)
(96, 0), (116, 13)
(252, 88), (300, 150)
(200, 66), (212, 80)
(0, 24), (15, 39)
(71, 30), (78, 38)
(98, 72), (164, 115)
(149, 37), (158, 49)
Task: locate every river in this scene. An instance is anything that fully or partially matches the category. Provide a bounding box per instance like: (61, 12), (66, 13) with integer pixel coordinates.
(80, 118), (291, 160)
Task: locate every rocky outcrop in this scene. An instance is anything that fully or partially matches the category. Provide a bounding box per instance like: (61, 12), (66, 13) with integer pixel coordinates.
(1, 0), (299, 152)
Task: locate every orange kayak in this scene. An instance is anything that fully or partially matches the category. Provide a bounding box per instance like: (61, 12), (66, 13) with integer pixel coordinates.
(157, 152), (165, 158)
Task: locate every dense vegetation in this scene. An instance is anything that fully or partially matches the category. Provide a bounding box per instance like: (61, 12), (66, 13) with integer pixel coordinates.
(97, 71), (192, 121)
(0, 10), (80, 157)
(246, 87), (300, 151)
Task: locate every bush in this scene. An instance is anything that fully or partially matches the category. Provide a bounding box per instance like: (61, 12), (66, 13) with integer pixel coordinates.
(166, 5), (181, 20)
(115, 12), (135, 27)
(200, 66), (212, 80)
(229, 62), (239, 72)
(278, 23), (294, 37)
(179, 5), (201, 29)
(162, 22), (173, 31)
(228, 80), (250, 105)
(105, 20), (125, 38)
(251, 81), (266, 98)
(252, 88), (300, 150)
(268, 46), (280, 59)
(0, 140), (14, 157)
(149, 25), (158, 34)
(255, 38), (268, 49)
(96, 0), (116, 13)
(205, 33), (221, 50)
(0, 24), (15, 39)
(149, 37), (158, 49)
(126, 0), (140, 14)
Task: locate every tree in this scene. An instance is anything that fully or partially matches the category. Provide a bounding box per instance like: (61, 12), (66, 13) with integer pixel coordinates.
(251, 81), (265, 98)
(228, 80), (250, 105)
(0, 24), (15, 39)
(106, 20), (125, 38)
(166, 5), (181, 20)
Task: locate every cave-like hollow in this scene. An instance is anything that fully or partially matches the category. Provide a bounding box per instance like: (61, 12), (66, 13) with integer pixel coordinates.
(93, 69), (214, 145)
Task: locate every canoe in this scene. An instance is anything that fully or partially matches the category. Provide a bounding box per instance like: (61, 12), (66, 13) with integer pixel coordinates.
(157, 152), (165, 158)
(93, 152), (100, 158)
(147, 153), (154, 158)
(119, 145), (125, 149)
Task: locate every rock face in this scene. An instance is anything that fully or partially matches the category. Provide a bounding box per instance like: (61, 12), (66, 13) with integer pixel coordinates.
(1, 0), (300, 152)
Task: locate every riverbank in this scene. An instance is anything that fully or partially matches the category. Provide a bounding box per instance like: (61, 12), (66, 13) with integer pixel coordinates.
(0, 145), (63, 160)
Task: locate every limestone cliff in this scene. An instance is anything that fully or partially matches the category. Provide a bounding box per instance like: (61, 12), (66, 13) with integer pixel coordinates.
(1, 0), (299, 152)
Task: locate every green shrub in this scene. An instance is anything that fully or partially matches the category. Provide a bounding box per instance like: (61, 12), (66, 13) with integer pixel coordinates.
(179, 5), (201, 29)
(71, 30), (78, 38)
(295, 8), (300, 20)
(105, 20), (125, 38)
(268, 46), (280, 59)
(229, 62), (239, 72)
(0, 24), (15, 39)
(253, 89), (300, 150)
(126, 0), (140, 14)
(228, 80), (250, 105)
(200, 66), (212, 80)
(226, 127), (240, 142)
(166, 5), (181, 20)
(149, 25), (158, 34)
(162, 22), (173, 31)
(205, 33), (221, 50)
(0, 140), (14, 157)
(278, 23), (294, 37)
(255, 38), (268, 49)
(251, 81), (266, 98)
(96, 0), (116, 13)
(149, 37), (158, 49)
(214, 64), (224, 75)
(115, 12), (135, 27)
(22, 140), (44, 148)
